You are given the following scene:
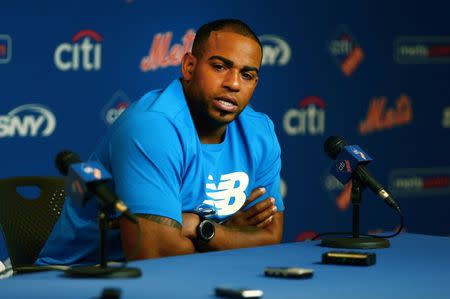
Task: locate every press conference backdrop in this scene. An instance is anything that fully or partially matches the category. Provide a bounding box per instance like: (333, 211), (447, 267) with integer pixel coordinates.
(0, 1), (449, 255)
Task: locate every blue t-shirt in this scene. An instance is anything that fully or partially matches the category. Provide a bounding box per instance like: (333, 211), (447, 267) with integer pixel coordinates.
(36, 79), (284, 266)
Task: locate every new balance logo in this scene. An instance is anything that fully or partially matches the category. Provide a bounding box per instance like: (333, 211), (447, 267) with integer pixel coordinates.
(203, 172), (249, 216)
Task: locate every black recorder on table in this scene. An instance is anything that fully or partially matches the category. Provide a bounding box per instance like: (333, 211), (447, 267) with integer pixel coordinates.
(264, 267), (314, 278)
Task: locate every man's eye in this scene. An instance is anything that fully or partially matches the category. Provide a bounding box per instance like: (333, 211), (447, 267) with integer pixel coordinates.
(212, 64), (225, 71)
(242, 73), (254, 80)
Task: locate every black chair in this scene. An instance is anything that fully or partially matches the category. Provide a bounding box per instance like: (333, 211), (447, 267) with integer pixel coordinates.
(0, 176), (66, 269)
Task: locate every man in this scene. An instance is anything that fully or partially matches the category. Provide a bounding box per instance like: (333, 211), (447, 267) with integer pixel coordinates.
(36, 19), (284, 265)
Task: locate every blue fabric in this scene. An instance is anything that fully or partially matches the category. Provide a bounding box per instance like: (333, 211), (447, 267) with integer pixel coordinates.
(5, 234), (450, 298)
(36, 79), (283, 266)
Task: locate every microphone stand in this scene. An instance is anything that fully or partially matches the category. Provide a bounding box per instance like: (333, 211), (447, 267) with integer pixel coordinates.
(64, 202), (141, 278)
(321, 177), (390, 249)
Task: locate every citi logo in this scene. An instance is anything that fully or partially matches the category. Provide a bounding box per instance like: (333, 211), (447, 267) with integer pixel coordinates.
(54, 30), (102, 71)
(259, 35), (291, 66)
(0, 104), (56, 138)
(101, 90), (131, 125)
(359, 94), (413, 135)
(283, 96), (326, 136)
(0, 34), (12, 64)
(202, 172), (249, 216)
(140, 30), (195, 72)
(105, 102), (129, 125)
(329, 29), (364, 76)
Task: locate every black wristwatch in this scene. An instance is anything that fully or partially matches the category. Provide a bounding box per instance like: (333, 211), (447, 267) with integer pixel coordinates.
(196, 218), (215, 242)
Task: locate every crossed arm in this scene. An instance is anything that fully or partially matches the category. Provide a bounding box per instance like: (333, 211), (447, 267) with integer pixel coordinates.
(120, 187), (283, 260)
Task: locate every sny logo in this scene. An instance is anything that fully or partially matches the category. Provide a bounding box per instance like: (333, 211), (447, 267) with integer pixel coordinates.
(283, 96), (326, 136)
(0, 34), (12, 64)
(140, 30), (195, 72)
(259, 35), (291, 66)
(54, 30), (102, 71)
(202, 172), (249, 217)
(359, 94), (413, 135)
(329, 27), (364, 76)
(0, 104), (56, 138)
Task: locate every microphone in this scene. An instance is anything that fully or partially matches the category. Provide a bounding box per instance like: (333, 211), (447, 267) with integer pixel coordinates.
(324, 136), (401, 213)
(55, 150), (138, 223)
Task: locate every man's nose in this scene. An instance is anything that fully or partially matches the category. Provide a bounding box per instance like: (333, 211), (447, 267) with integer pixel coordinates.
(222, 69), (240, 92)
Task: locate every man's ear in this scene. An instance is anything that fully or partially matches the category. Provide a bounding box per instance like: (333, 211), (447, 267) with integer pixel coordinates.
(181, 52), (196, 81)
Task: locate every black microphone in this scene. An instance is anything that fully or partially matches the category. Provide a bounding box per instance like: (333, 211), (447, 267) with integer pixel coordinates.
(324, 136), (401, 213)
(55, 150), (138, 223)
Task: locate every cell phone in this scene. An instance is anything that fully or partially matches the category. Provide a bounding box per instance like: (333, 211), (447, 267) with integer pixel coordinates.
(215, 287), (263, 298)
(264, 267), (314, 279)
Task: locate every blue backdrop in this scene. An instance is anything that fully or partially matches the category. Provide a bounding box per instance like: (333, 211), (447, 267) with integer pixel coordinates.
(0, 1), (449, 259)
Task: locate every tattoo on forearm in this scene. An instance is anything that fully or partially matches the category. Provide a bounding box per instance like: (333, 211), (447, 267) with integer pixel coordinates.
(136, 214), (182, 229)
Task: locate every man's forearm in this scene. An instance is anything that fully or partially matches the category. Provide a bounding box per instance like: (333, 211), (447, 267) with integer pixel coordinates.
(121, 215), (199, 260)
(197, 212), (283, 251)
(158, 236), (198, 257)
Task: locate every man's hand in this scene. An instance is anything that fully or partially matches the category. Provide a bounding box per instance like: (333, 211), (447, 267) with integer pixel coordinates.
(224, 187), (277, 228)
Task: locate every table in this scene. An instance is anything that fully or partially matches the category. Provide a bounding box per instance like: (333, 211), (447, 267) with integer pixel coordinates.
(1, 233), (449, 298)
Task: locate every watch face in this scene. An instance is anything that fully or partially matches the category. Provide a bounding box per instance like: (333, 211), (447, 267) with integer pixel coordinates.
(200, 220), (215, 241)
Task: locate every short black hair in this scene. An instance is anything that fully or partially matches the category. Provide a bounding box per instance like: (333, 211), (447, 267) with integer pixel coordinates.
(192, 19), (262, 57)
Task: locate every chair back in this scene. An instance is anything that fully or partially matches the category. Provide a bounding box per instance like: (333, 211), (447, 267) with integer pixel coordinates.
(0, 176), (65, 268)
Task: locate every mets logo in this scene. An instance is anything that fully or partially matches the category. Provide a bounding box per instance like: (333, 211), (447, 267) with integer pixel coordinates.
(140, 29), (195, 72)
(202, 172), (249, 216)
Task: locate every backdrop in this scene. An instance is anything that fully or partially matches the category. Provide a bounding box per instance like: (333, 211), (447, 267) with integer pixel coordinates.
(1, 1), (449, 259)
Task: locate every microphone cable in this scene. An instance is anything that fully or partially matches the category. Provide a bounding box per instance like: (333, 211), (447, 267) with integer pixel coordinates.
(312, 207), (404, 241)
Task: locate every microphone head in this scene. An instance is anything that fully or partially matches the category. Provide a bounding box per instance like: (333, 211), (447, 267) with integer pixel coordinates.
(324, 136), (347, 160)
(55, 150), (81, 175)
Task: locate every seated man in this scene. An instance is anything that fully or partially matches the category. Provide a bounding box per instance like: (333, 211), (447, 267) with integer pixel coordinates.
(36, 18), (284, 265)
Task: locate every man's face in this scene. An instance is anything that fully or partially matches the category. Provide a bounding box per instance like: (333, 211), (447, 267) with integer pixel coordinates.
(185, 31), (262, 126)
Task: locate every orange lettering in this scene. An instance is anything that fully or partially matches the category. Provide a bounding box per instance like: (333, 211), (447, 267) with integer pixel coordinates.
(384, 109), (395, 129)
(396, 94), (413, 124)
(359, 97), (385, 134)
(182, 30), (195, 53)
(359, 94), (413, 135)
(167, 44), (182, 66)
(157, 33), (172, 68)
(341, 47), (364, 76)
(140, 30), (196, 72)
